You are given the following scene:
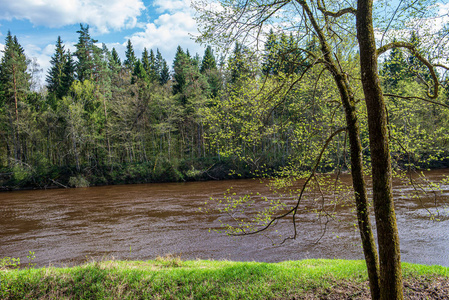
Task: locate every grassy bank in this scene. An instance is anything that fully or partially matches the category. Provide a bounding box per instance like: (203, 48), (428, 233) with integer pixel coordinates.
(0, 258), (448, 299)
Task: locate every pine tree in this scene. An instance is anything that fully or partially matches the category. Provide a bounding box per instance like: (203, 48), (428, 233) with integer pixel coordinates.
(228, 42), (253, 84)
(124, 39), (137, 71)
(132, 60), (148, 84)
(262, 29), (279, 75)
(156, 49), (170, 84)
(173, 46), (187, 96)
(141, 48), (150, 74)
(407, 32), (432, 83)
(381, 39), (409, 91)
(149, 49), (159, 82)
(284, 33), (303, 74)
(0, 31), (30, 159)
(74, 24), (99, 82)
(46, 36), (67, 104)
(200, 46), (217, 73)
(201, 46), (221, 97)
(159, 60), (170, 85)
(141, 48), (158, 83)
(61, 50), (76, 97)
(0, 32), (30, 119)
(111, 48), (122, 67)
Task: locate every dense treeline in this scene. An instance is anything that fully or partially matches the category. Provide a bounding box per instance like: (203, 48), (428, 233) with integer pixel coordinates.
(0, 25), (448, 189)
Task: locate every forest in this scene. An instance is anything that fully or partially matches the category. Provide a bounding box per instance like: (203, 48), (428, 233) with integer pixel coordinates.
(0, 24), (448, 189)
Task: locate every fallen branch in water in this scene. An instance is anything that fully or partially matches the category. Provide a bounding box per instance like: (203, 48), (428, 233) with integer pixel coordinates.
(50, 179), (69, 189)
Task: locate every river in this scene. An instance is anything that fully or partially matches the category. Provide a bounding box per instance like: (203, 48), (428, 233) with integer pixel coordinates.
(0, 170), (448, 267)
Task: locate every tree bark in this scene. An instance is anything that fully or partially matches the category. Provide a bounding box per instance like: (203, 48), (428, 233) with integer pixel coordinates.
(356, 0), (403, 299)
(298, 1), (381, 297)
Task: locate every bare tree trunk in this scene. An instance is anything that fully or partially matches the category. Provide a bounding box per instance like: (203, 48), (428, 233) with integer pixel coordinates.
(356, 0), (403, 299)
(102, 95), (112, 165)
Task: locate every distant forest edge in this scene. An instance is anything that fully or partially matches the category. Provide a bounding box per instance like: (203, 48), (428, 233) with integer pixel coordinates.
(0, 25), (448, 190)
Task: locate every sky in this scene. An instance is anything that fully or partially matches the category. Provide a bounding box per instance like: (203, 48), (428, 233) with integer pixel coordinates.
(0, 0), (205, 88)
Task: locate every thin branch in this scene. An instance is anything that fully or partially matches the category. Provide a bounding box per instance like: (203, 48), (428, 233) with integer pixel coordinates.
(380, 0), (404, 47)
(377, 42), (439, 99)
(383, 93), (449, 109)
(317, 6), (357, 18)
(435, 63), (449, 71)
(230, 127), (348, 241)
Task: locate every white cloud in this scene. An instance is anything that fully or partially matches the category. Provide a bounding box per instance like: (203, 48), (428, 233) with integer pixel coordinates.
(129, 1), (205, 66)
(0, 0), (145, 33)
(24, 43), (52, 88)
(152, 0), (191, 13)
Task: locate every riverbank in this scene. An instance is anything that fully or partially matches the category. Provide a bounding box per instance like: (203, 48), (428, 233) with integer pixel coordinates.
(0, 158), (247, 191)
(2, 155), (448, 191)
(1, 258), (448, 299)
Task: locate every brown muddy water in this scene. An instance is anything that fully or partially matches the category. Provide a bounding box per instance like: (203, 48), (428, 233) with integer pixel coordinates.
(0, 170), (448, 267)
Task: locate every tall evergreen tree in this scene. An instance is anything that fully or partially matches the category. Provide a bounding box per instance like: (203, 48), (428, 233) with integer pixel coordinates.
(173, 46), (187, 97)
(200, 46), (217, 73)
(262, 29), (279, 76)
(46, 36), (67, 103)
(61, 50), (76, 97)
(74, 24), (99, 82)
(148, 49), (159, 82)
(0, 31), (30, 119)
(124, 39), (137, 71)
(381, 39), (409, 91)
(201, 46), (221, 97)
(0, 31), (30, 159)
(407, 32), (432, 83)
(132, 60), (148, 84)
(141, 48), (150, 74)
(159, 59), (170, 85)
(141, 47), (158, 83)
(228, 42), (253, 84)
(110, 47), (122, 67)
(156, 49), (170, 84)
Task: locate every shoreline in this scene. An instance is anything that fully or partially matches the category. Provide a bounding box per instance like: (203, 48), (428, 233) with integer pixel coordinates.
(1, 164), (448, 193)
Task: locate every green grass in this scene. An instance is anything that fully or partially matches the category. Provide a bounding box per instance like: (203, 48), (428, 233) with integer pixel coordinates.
(0, 258), (448, 299)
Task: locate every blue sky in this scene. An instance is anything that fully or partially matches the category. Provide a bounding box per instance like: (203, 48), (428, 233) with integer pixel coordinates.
(0, 0), (205, 87)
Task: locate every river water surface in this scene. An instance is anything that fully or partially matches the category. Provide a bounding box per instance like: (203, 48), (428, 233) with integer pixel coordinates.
(1, 170), (448, 267)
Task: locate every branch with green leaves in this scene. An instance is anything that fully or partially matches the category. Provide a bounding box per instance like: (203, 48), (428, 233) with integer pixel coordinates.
(223, 127), (348, 244)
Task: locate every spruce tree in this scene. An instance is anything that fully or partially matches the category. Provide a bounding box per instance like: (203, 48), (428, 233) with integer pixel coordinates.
(228, 42), (252, 84)
(262, 29), (279, 75)
(0, 31), (30, 119)
(173, 46), (187, 96)
(111, 48), (122, 67)
(124, 39), (137, 71)
(407, 32), (432, 83)
(149, 49), (158, 82)
(201, 46), (220, 97)
(132, 60), (148, 84)
(200, 46), (217, 73)
(156, 49), (170, 84)
(141, 48), (150, 74)
(74, 24), (99, 82)
(284, 33), (303, 74)
(141, 48), (158, 83)
(61, 50), (76, 97)
(381, 39), (408, 92)
(159, 60), (170, 85)
(0, 31), (30, 159)
(46, 36), (67, 104)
